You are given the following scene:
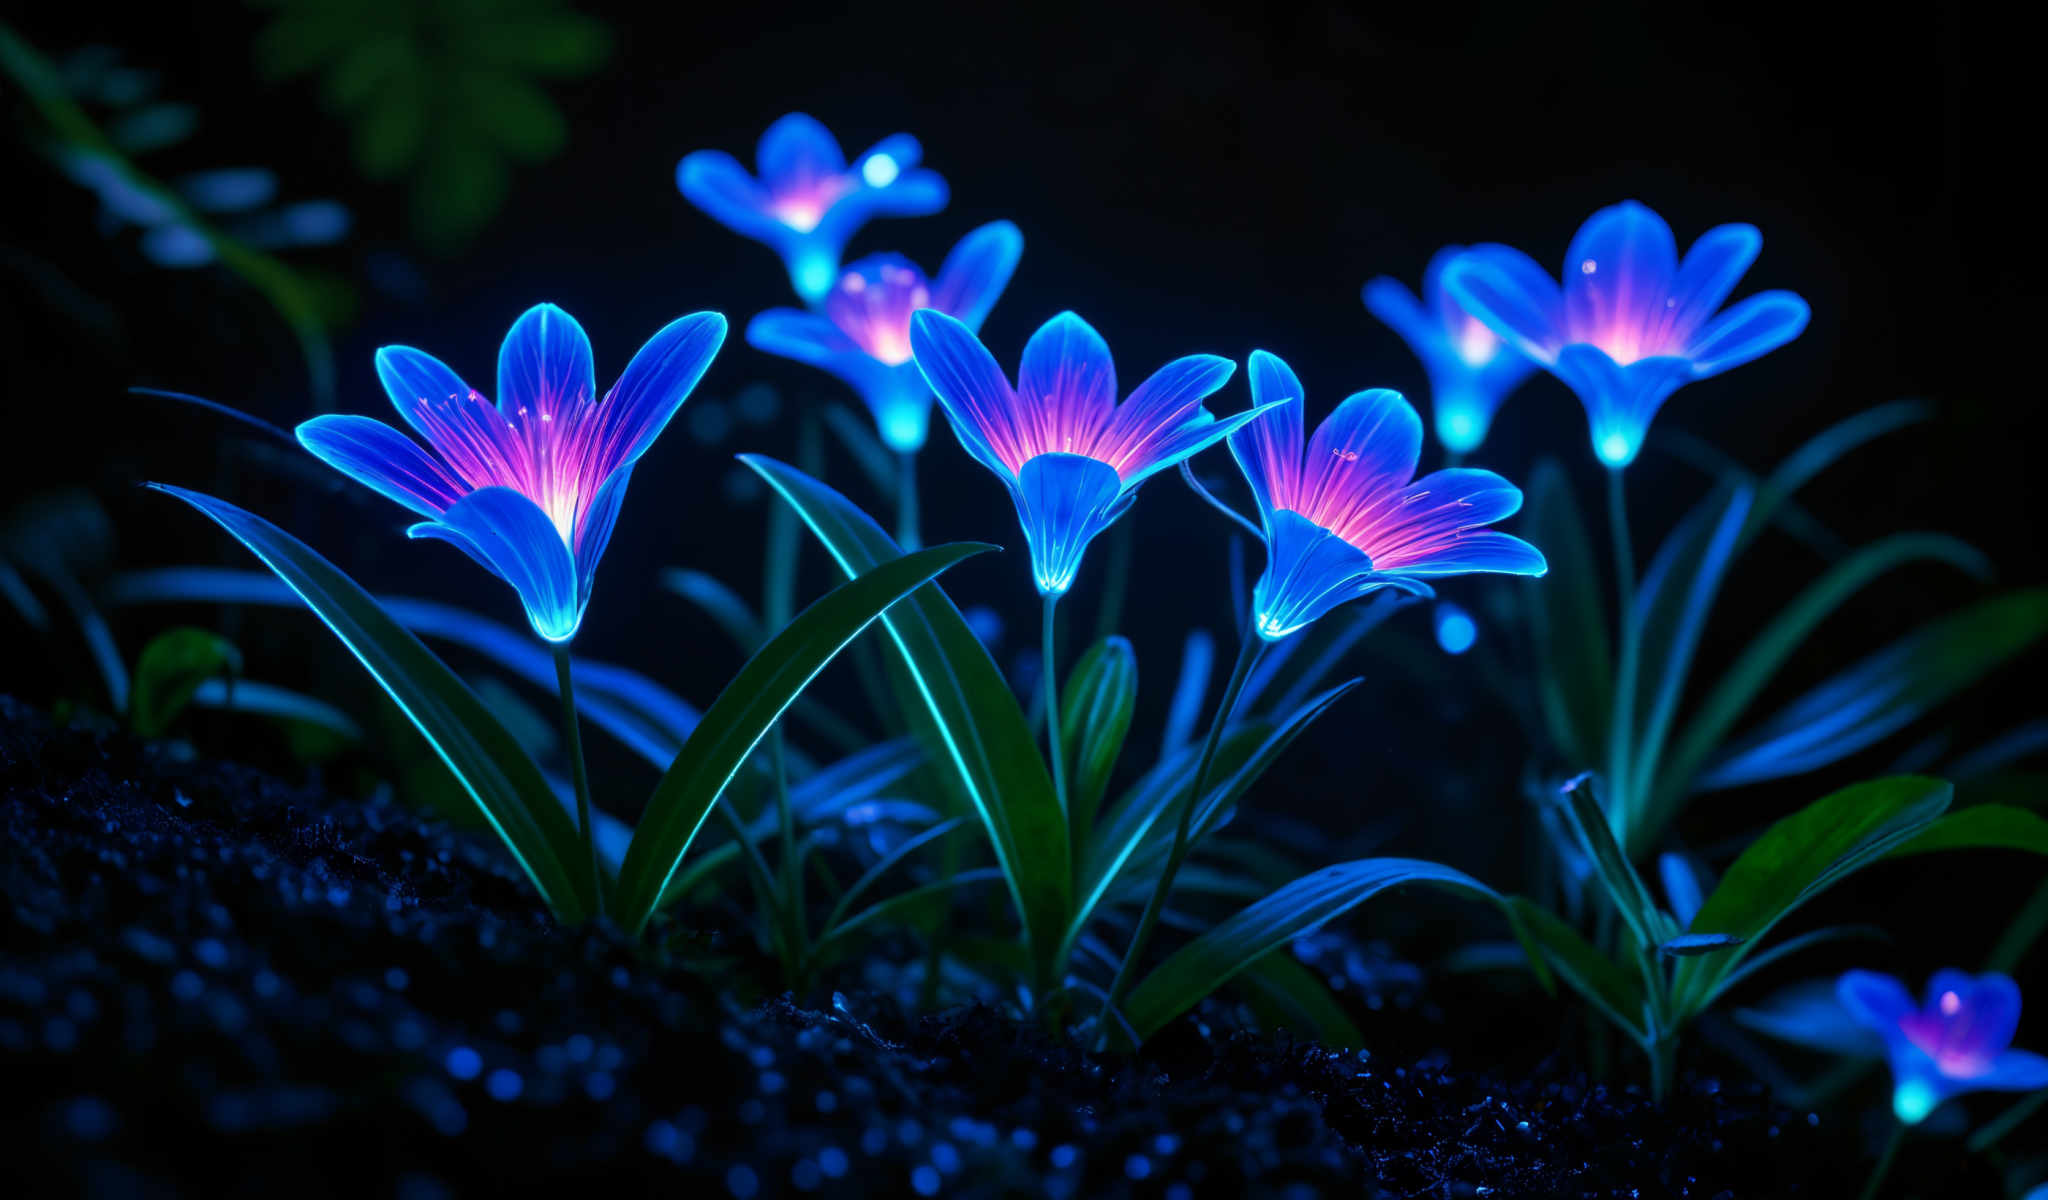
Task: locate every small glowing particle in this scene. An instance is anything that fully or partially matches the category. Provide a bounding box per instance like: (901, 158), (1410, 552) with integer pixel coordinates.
(485, 1068), (523, 1101)
(911, 1166), (941, 1196)
(1940, 991), (1961, 1016)
(1581, 258), (1598, 274)
(444, 1046), (482, 1081)
(862, 155), (901, 187)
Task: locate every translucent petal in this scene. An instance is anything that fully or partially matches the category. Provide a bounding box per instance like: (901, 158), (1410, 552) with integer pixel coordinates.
(296, 415), (465, 519)
(1299, 388), (1421, 526)
(1838, 969), (1917, 1031)
(374, 346), (526, 491)
(1018, 311), (1117, 444)
(1118, 395), (1275, 488)
(1372, 529), (1547, 578)
(1563, 199), (1678, 347)
(1098, 353), (1236, 478)
(674, 150), (779, 241)
(1668, 223), (1761, 338)
(409, 486), (580, 642)
(911, 308), (1022, 478)
(1230, 350), (1307, 517)
(1552, 345), (1692, 468)
(574, 464), (633, 609)
(1978, 1049), (2048, 1092)
(747, 307), (861, 368)
(930, 219), (1024, 331)
(1361, 275), (1436, 357)
(586, 311), (726, 479)
(1685, 290), (1810, 377)
(1923, 970), (2022, 1061)
(1012, 452), (1129, 596)
(1442, 244), (1565, 363)
(757, 112), (846, 183)
(1251, 509), (1386, 640)
(497, 302), (596, 426)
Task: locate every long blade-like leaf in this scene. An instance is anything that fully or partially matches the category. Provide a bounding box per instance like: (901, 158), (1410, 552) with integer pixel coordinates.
(1647, 532), (1989, 831)
(1509, 896), (1649, 1041)
(1887, 804), (2048, 859)
(740, 455), (1071, 983)
(1123, 857), (1506, 1041)
(1524, 461), (1612, 772)
(1233, 950), (1365, 1049)
(149, 484), (591, 918)
(614, 541), (992, 931)
(1699, 591), (2048, 791)
(1061, 636), (1136, 858)
(1673, 775), (1951, 1015)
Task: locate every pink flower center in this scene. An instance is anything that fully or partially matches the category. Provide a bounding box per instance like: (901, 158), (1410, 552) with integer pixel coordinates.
(1453, 315), (1500, 367)
(825, 259), (931, 365)
(1900, 1007), (1998, 1079)
(768, 176), (855, 233)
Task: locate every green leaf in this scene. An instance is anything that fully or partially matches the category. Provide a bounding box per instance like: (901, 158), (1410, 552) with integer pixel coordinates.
(130, 627), (243, 737)
(1887, 805), (2048, 859)
(1509, 897), (1648, 1040)
(1524, 461), (1611, 771)
(1061, 636), (1136, 855)
(185, 677), (362, 745)
(1673, 775), (1952, 1015)
(1646, 532), (1989, 833)
(1746, 401), (1931, 547)
(1124, 858), (1506, 1041)
(1658, 933), (1745, 957)
(1558, 777), (1670, 948)
(613, 541), (993, 932)
(1233, 950), (1365, 1049)
(149, 484), (591, 919)
(661, 566), (765, 651)
(1700, 591), (2048, 791)
(740, 455), (1071, 985)
(455, 69), (566, 162)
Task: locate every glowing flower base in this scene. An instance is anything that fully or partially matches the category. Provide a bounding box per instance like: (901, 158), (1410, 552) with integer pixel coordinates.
(1363, 246), (1539, 455)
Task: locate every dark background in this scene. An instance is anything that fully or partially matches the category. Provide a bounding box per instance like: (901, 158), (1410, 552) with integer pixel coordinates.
(2, 3), (2036, 945)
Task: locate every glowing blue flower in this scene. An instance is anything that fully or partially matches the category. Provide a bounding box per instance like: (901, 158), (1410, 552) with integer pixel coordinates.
(1228, 351), (1546, 640)
(1442, 200), (1810, 468)
(677, 113), (948, 304)
(747, 221), (1022, 452)
(1363, 247), (1539, 454)
(1838, 968), (2048, 1125)
(297, 304), (726, 642)
(910, 309), (1256, 596)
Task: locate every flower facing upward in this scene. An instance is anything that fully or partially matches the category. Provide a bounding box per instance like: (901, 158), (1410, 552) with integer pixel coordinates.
(677, 113), (948, 303)
(748, 220), (1023, 452)
(1228, 351), (1546, 640)
(1363, 246), (1540, 454)
(297, 303), (726, 642)
(909, 309), (1258, 595)
(1442, 200), (1810, 468)
(1838, 969), (2048, 1125)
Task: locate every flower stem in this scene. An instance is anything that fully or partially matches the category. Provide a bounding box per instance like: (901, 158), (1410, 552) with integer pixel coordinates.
(1605, 467), (1640, 835)
(552, 644), (605, 921)
(1043, 594), (1069, 823)
(1857, 1121), (1905, 1200)
(897, 449), (921, 551)
(1102, 629), (1264, 1039)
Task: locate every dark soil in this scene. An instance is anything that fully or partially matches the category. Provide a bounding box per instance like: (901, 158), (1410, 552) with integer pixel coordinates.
(0, 697), (1940, 1197)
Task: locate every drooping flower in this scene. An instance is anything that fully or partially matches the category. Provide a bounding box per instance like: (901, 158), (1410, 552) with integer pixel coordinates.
(677, 113), (948, 304)
(909, 309), (1257, 595)
(1228, 351), (1546, 640)
(747, 220), (1023, 452)
(1363, 247), (1539, 455)
(1838, 969), (2048, 1125)
(1442, 200), (1810, 468)
(297, 303), (726, 643)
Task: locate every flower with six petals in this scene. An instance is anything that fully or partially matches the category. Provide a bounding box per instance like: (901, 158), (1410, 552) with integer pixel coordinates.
(747, 220), (1023, 452)
(1442, 199), (1809, 468)
(1227, 351), (1546, 640)
(1363, 246), (1540, 455)
(1838, 968), (2048, 1125)
(297, 303), (726, 642)
(677, 113), (948, 304)
(909, 309), (1259, 596)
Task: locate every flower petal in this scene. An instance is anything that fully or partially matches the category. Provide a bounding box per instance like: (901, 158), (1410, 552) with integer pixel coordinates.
(1978, 1049), (2048, 1092)
(1299, 388), (1421, 525)
(1685, 290), (1810, 377)
(1231, 350), (1307, 518)
(1442, 245), (1566, 363)
(1839, 969), (1917, 1032)
(1362, 275), (1436, 358)
(1252, 509), (1393, 640)
(930, 219), (1024, 331)
(574, 464), (633, 609)
(912, 308), (1022, 478)
(1564, 199), (1678, 344)
(409, 486), (580, 642)
(757, 112), (846, 183)
(1668, 223), (1761, 338)
(296, 414), (466, 519)
(1098, 353), (1237, 478)
(1375, 530), (1547, 578)
(1553, 345), (1692, 467)
(674, 149), (780, 242)
(1120, 396), (1281, 488)
(1926, 970), (2022, 1062)
(585, 311), (727, 480)
(497, 303), (596, 426)
(1019, 311), (1116, 443)
(1012, 452), (1130, 596)
(375, 345), (527, 491)
(747, 307), (861, 368)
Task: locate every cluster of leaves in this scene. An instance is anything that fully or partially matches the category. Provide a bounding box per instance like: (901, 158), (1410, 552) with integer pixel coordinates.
(250, 0), (609, 248)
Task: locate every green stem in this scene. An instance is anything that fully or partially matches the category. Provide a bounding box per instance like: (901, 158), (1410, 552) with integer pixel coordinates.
(1646, 1035), (1673, 1103)
(1968, 1087), (2048, 1153)
(552, 645), (605, 921)
(1606, 467), (1640, 835)
(712, 796), (786, 961)
(896, 450), (921, 551)
(1857, 1121), (1905, 1200)
(1102, 629), (1264, 1036)
(1445, 449), (1467, 470)
(1986, 876), (2048, 973)
(1043, 594), (1069, 823)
